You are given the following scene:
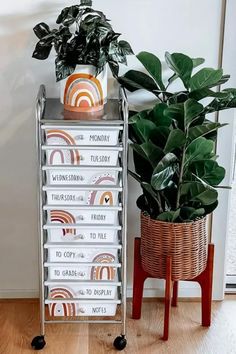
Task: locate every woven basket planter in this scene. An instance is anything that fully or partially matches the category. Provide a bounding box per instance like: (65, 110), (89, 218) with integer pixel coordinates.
(140, 213), (208, 281)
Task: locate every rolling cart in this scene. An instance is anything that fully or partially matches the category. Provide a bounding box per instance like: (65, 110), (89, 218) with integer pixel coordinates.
(31, 84), (129, 351)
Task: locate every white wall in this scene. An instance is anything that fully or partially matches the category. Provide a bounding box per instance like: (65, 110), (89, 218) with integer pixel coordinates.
(0, 0), (225, 298)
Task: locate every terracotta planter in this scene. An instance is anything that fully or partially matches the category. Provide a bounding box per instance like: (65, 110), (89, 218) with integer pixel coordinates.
(140, 213), (208, 281)
(60, 64), (107, 113)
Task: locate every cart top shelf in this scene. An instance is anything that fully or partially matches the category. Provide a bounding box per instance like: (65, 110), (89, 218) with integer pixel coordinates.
(40, 98), (123, 125)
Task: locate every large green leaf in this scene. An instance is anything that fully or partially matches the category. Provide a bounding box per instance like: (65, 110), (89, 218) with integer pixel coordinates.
(157, 209), (180, 222)
(118, 70), (157, 93)
(192, 57), (205, 68)
(164, 103), (184, 130)
(180, 182), (218, 206)
(132, 118), (157, 143)
(189, 87), (230, 101)
(151, 153), (178, 190)
(185, 137), (214, 166)
(164, 129), (186, 153)
(132, 141), (163, 168)
(165, 52), (193, 89)
(184, 99), (204, 127)
(188, 122), (226, 142)
(150, 126), (170, 149)
(137, 51), (165, 91)
(167, 57), (204, 86)
(148, 103), (172, 126)
(205, 88), (236, 113)
(180, 206), (205, 221)
(189, 160), (225, 185)
(189, 68), (223, 91)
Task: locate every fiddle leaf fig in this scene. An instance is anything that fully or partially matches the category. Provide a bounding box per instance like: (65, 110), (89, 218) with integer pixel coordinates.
(151, 153), (178, 190)
(189, 68), (223, 91)
(165, 52), (193, 89)
(137, 51), (165, 91)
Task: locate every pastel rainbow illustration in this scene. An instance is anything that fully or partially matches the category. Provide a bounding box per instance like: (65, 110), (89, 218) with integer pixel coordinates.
(49, 287), (76, 316)
(88, 190), (114, 206)
(50, 210), (76, 236)
(63, 73), (104, 110)
(91, 253), (116, 280)
(47, 130), (80, 165)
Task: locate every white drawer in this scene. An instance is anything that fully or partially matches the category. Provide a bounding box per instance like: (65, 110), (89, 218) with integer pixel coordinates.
(43, 187), (121, 206)
(45, 263), (121, 281)
(43, 166), (121, 186)
(43, 126), (122, 146)
(44, 225), (120, 244)
(44, 206), (121, 225)
(46, 300), (120, 317)
(46, 282), (120, 300)
(45, 244), (121, 263)
(43, 146), (122, 166)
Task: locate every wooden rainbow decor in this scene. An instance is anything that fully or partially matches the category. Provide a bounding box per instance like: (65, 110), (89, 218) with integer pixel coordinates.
(91, 253), (116, 280)
(47, 130), (80, 165)
(49, 287), (76, 317)
(63, 73), (104, 112)
(50, 210), (76, 236)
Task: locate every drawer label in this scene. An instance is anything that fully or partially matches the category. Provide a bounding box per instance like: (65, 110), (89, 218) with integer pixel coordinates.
(51, 174), (84, 182)
(89, 134), (110, 142)
(92, 306), (107, 314)
(51, 193), (81, 202)
(90, 232), (107, 240)
(90, 155), (110, 163)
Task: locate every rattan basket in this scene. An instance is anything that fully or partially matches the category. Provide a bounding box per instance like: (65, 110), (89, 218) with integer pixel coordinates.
(140, 213), (208, 281)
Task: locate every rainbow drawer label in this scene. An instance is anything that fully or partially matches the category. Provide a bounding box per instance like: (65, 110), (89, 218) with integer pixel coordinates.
(46, 283), (120, 300)
(46, 300), (119, 317)
(44, 127), (122, 146)
(45, 245), (120, 263)
(43, 167), (120, 186)
(45, 207), (120, 225)
(45, 225), (120, 243)
(44, 148), (120, 166)
(46, 264), (120, 281)
(44, 188), (120, 206)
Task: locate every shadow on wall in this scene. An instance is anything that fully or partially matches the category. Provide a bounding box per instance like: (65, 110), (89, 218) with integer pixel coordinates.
(0, 2), (64, 146)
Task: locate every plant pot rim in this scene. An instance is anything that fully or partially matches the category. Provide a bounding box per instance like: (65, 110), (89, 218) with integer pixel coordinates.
(141, 211), (207, 226)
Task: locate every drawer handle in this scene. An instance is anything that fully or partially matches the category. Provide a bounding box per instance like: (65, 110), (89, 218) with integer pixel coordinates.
(78, 196), (84, 201)
(75, 135), (84, 140)
(77, 253), (85, 259)
(77, 215), (84, 221)
(74, 234), (85, 240)
(78, 290), (85, 295)
(78, 307), (85, 314)
(78, 271), (86, 276)
(80, 156), (84, 161)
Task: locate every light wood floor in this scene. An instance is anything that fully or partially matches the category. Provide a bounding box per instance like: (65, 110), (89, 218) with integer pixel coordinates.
(1, 297), (236, 354)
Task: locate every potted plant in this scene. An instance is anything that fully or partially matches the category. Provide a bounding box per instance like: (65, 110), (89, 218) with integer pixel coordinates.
(32, 0), (133, 112)
(119, 51), (236, 280)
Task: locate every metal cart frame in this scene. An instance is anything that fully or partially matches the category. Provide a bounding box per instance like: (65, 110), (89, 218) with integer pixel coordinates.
(31, 84), (129, 351)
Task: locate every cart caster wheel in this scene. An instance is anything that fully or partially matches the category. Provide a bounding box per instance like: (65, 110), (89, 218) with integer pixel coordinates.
(31, 336), (46, 350)
(113, 335), (127, 351)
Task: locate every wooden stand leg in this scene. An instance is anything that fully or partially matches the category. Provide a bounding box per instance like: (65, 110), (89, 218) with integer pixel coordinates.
(188, 244), (214, 327)
(132, 238), (149, 319)
(172, 281), (178, 307)
(162, 256), (172, 341)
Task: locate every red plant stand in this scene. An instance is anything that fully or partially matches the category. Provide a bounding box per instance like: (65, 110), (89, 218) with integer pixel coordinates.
(132, 237), (215, 340)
